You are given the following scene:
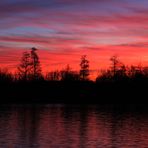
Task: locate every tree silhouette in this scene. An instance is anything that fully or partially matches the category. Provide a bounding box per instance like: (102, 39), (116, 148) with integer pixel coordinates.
(80, 55), (89, 81)
(96, 56), (128, 82)
(30, 47), (42, 79)
(110, 55), (127, 80)
(17, 51), (31, 80)
(110, 55), (120, 77)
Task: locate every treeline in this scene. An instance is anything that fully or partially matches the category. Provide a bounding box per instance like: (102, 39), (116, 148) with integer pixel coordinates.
(0, 48), (148, 103)
(0, 47), (90, 83)
(97, 55), (148, 83)
(0, 47), (148, 83)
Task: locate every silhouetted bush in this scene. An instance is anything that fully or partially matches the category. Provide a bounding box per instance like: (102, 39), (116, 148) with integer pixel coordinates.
(60, 65), (80, 81)
(0, 68), (13, 83)
(45, 70), (60, 81)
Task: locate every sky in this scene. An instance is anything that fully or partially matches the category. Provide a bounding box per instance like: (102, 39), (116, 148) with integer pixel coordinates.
(1, 0), (148, 78)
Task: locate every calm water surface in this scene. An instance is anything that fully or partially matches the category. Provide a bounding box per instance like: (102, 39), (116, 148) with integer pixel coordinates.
(0, 104), (148, 148)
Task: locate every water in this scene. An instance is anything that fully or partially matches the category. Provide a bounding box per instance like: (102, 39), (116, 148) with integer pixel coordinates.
(0, 104), (148, 148)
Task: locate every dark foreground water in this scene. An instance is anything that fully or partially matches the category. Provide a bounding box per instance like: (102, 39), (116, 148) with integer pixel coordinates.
(0, 104), (148, 148)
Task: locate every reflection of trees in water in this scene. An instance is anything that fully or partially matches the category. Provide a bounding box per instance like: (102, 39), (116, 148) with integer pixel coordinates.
(15, 105), (43, 147)
(0, 105), (148, 147)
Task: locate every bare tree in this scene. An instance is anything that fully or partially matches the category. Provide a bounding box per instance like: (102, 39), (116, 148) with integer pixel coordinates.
(110, 55), (129, 80)
(17, 51), (31, 80)
(80, 55), (89, 80)
(110, 55), (120, 77)
(30, 47), (42, 79)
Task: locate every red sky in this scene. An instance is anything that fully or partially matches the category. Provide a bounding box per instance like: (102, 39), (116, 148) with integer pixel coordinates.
(1, 0), (148, 78)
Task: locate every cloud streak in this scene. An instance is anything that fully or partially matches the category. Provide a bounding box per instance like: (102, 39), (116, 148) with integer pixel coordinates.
(1, 0), (148, 77)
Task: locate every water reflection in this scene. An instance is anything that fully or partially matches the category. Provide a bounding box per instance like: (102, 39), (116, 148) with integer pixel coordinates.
(0, 105), (148, 148)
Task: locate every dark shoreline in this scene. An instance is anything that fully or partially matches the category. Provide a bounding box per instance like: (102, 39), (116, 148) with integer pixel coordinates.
(0, 81), (148, 104)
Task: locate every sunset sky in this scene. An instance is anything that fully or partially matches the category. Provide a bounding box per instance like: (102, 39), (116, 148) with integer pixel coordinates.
(1, 0), (148, 77)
